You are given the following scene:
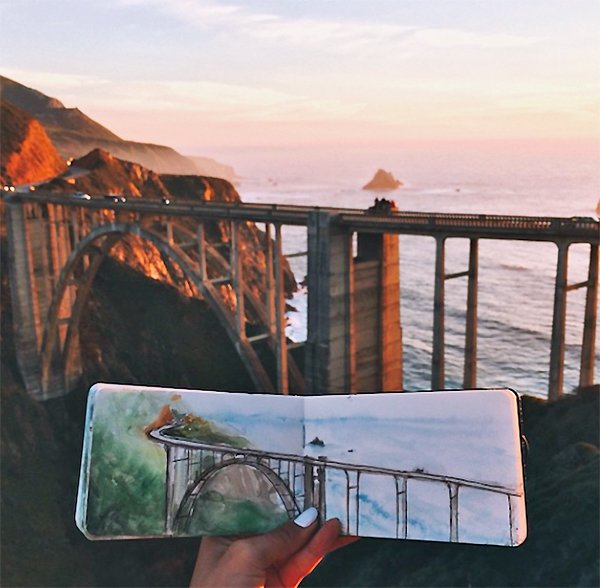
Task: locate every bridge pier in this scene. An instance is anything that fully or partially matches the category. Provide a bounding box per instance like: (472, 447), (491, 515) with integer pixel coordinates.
(306, 211), (354, 394)
(306, 211), (403, 394)
(580, 243), (598, 389)
(354, 232), (403, 392)
(6, 201), (84, 399)
(6, 203), (45, 397)
(273, 224), (289, 394)
(463, 239), (479, 389)
(432, 236), (446, 389)
(549, 241), (569, 400)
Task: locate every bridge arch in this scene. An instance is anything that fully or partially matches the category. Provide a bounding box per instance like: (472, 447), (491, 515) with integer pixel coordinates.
(174, 458), (300, 534)
(40, 222), (275, 394)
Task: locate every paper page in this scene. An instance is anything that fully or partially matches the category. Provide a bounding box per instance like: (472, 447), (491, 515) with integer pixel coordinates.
(76, 383), (305, 539)
(302, 389), (526, 546)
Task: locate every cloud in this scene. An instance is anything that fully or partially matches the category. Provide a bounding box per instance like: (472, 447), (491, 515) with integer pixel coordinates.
(113, 0), (539, 54)
(3, 68), (365, 122)
(108, 79), (367, 121)
(2, 68), (110, 93)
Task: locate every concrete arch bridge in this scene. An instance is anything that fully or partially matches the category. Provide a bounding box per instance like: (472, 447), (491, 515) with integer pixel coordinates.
(6, 195), (303, 398)
(5, 192), (599, 400)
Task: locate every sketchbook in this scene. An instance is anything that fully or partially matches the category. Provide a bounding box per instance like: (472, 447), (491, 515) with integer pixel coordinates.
(76, 383), (527, 546)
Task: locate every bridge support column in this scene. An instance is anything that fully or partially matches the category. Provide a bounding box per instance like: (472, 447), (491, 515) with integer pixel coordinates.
(306, 211), (354, 394)
(580, 243), (598, 388)
(265, 224), (276, 337)
(7, 200), (84, 400)
(196, 223), (207, 281)
(274, 224), (289, 394)
(463, 239), (479, 389)
(6, 202), (45, 398)
(354, 232), (403, 391)
(230, 221), (245, 338)
(549, 241), (569, 400)
(432, 236), (446, 389)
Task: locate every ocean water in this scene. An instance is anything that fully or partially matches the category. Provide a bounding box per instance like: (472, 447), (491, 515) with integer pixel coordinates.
(223, 144), (599, 398)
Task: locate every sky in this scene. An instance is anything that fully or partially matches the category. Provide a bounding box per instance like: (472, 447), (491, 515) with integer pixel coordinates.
(2, 0), (599, 154)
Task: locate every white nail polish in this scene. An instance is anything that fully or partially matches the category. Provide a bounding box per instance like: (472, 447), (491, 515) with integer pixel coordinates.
(294, 507), (318, 528)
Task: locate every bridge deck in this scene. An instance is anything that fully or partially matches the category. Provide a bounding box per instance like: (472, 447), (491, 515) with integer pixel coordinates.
(148, 427), (521, 496)
(6, 192), (599, 242)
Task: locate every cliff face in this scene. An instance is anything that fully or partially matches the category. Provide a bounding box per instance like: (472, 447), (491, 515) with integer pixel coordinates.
(41, 148), (171, 199)
(187, 155), (237, 184)
(0, 76), (234, 178)
(36, 148), (295, 307)
(0, 100), (66, 185)
(0, 75), (122, 142)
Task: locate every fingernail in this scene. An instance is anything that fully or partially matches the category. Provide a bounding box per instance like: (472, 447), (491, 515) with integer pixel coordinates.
(294, 507), (319, 528)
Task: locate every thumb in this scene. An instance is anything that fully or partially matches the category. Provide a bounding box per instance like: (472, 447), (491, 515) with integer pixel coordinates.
(229, 508), (320, 570)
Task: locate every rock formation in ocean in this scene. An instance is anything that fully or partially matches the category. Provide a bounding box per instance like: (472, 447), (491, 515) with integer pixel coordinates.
(362, 169), (403, 191)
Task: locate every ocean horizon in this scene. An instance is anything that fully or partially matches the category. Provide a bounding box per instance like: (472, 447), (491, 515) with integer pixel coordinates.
(212, 144), (599, 397)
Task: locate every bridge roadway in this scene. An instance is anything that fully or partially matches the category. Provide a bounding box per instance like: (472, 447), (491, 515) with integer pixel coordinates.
(148, 429), (521, 496)
(7, 191), (599, 242)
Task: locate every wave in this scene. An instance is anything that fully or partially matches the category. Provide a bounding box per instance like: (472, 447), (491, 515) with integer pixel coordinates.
(497, 262), (534, 273)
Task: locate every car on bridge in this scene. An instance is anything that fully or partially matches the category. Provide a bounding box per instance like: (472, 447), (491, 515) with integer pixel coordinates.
(103, 194), (127, 203)
(72, 192), (92, 200)
(161, 196), (171, 205)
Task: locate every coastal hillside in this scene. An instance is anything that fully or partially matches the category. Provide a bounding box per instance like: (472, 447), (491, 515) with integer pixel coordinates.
(0, 76), (235, 180)
(0, 100), (66, 185)
(34, 147), (295, 301)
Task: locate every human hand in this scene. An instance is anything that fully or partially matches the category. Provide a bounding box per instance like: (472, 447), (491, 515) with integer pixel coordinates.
(189, 507), (358, 587)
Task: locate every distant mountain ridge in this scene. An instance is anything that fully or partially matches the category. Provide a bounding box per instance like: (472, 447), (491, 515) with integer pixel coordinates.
(0, 76), (236, 181)
(0, 76), (121, 141)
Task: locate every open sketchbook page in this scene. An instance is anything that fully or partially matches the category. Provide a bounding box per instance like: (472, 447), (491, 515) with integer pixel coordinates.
(76, 384), (526, 546)
(76, 384), (305, 539)
(303, 389), (526, 545)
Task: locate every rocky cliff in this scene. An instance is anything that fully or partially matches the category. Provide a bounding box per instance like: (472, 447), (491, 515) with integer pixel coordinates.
(35, 148), (294, 303)
(0, 76), (234, 178)
(0, 100), (66, 185)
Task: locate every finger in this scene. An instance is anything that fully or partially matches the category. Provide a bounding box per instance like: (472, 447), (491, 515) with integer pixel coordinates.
(190, 536), (236, 587)
(330, 534), (360, 552)
(278, 518), (349, 586)
(223, 507), (320, 571)
(196, 535), (236, 563)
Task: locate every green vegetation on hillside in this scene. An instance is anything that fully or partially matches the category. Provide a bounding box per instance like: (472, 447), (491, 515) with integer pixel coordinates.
(164, 414), (250, 448)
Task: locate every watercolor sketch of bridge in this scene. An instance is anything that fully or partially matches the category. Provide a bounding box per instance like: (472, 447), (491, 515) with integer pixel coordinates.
(76, 384), (527, 547)
(147, 428), (523, 545)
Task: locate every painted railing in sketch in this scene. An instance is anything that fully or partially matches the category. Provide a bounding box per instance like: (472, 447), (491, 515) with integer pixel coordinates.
(148, 426), (523, 545)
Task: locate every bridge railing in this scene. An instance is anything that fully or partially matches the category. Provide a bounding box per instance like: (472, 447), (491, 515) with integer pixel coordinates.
(149, 428), (522, 544)
(8, 192), (597, 236)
